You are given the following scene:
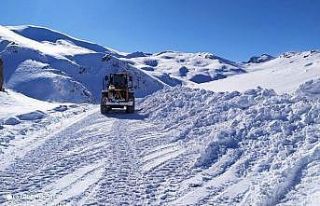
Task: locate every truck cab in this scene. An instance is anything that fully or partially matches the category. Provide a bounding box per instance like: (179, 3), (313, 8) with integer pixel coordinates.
(100, 73), (135, 114)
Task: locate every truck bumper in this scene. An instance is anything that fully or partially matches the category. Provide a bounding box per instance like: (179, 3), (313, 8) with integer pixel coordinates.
(103, 101), (134, 107)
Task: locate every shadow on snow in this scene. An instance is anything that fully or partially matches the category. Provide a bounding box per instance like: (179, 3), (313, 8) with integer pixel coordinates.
(101, 109), (146, 120)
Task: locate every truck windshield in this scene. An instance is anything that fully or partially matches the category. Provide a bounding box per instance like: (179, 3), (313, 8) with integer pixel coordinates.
(112, 74), (126, 88)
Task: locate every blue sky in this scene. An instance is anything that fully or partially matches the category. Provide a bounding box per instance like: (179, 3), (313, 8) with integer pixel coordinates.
(0, 0), (319, 61)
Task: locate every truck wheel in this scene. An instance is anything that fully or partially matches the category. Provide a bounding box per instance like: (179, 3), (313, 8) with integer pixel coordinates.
(101, 105), (110, 114)
(126, 105), (134, 113)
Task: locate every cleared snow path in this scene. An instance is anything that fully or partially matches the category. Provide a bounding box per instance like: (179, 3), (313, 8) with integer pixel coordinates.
(0, 109), (193, 205)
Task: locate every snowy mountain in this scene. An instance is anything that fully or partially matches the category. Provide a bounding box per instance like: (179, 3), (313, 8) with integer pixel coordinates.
(125, 51), (245, 85)
(7, 25), (117, 55)
(0, 25), (165, 102)
(2, 25), (319, 103)
(0, 25), (248, 103)
(196, 50), (320, 94)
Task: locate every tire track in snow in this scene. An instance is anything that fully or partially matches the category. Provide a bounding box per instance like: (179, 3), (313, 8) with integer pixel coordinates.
(1, 108), (211, 206)
(26, 162), (105, 205)
(127, 120), (197, 205)
(0, 111), (113, 205)
(92, 118), (146, 205)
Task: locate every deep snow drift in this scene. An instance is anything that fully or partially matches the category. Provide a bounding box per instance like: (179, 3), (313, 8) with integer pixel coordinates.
(139, 85), (320, 205)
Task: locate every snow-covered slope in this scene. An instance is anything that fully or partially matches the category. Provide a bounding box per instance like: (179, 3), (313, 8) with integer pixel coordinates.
(0, 90), (57, 119)
(3, 25), (319, 103)
(0, 25), (250, 103)
(196, 50), (320, 94)
(0, 25), (166, 102)
(6, 60), (95, 103)
(125, 51), (245, 85)
(7, 25), (117, 55)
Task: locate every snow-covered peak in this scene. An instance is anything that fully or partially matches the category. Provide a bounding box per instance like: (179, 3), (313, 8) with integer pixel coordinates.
(279, 50), (319, 59)
(0, 25), (166, 102)
(247, 53), (274, 64)
(195, 50), (320, 94)
(126, 51), (245, 84)
(0, 25), (95, 57)
(125, 51), (152, 58)
(6, 25), (119, 55)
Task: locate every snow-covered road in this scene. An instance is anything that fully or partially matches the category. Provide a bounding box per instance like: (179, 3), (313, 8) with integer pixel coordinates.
(1, 85), (320, 206)
(0, 109), (195, 205)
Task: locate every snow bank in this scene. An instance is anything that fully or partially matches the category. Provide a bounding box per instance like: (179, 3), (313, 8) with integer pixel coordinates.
(0, 90), (93, 155)
(0, 90), (57, 119)
(140, 86), (320, 205)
